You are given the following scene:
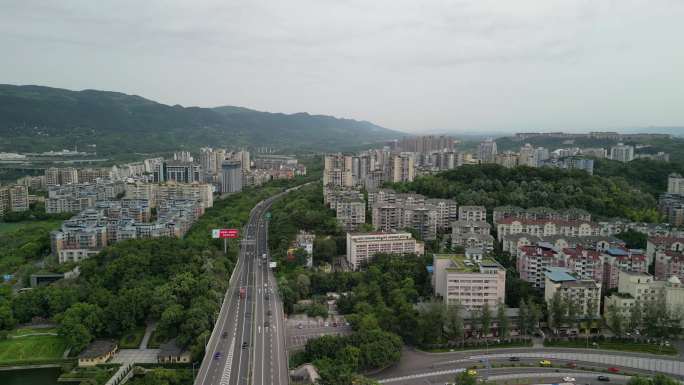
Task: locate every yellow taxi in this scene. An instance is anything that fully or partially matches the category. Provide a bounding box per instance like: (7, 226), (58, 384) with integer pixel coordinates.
(539, 359), (552, 367)
(466, 369), (478, 376)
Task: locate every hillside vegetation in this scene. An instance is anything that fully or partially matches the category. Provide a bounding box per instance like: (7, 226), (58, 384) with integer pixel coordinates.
(390, 164), (661, 222)
(0, 84), (401, 154)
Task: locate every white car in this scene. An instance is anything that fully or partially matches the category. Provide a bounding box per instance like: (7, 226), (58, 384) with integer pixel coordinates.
(563, 377), (576, 382)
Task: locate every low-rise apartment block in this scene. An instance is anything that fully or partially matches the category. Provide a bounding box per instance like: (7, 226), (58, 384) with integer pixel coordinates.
(432, 253), (506, 310)
(335, 197), (366, 231)
(346, 232), (424, 270)
(493, 206), (591, 224)
(46, 181), (126, 214)
(51, 198), (202, 263)
(518, 244), (558, 288)
(501, 234), (623, 255)
(459, 206), (486, 222)
(544, 267), (601, 319)
(496, 218), (601, 242)
(451, 220), (494, 252)
(516, 238), (647, 290)
(125, 181), (213, 209)
(604, 271), (684, 323)
(648, 236), (684, 269)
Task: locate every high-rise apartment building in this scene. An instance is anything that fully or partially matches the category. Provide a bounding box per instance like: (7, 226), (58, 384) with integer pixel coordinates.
(45, 167), (79, 186)
(388, 153), (415, 183)
(220, 160), (243, 193)
(495, 152), (519, 168)
(478, 139), (498, 163)
(323, 154), (354, 187)
(610, 143), (635, 162)
(154, 161), (202, 183)
(0, 185), (29, 216)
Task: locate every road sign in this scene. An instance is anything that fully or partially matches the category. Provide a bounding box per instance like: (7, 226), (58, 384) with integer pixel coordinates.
(269, 262), (277, 269)
(212, 229), (240, 239)
(265, 212), (272, 220)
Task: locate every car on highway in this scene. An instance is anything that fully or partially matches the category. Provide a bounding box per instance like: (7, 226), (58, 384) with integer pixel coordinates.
(509, 356), (520, 362)
(597, 376), (610, 382)
(221, 331), (228, 339)
(265, 321), (270, 327)
(242, 342), (248, 349)
(565, 362), (577, 368)
(539, 359), (552, 367)
(563, 377), (576, 382)
(297, 323), (303, 329)
(213, 352), (221, 360)
(607, 367), (620, 373)
(466, 369), (478, 376)
(267, 310), (272, 316)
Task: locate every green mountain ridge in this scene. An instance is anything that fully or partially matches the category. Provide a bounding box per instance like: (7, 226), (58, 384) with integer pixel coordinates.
(0, 84), (403, 154)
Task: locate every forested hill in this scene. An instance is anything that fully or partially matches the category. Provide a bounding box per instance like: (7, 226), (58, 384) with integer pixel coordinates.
(0, 84), (402, 154)
(389, 164), (661, 222)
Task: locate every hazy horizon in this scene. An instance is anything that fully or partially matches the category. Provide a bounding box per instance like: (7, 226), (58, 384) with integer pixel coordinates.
(2, 1), (684, 134)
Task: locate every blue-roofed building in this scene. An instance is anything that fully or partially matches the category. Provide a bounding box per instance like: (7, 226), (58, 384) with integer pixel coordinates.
(606, 247), (628, 257)
(544, 267), (601, 323)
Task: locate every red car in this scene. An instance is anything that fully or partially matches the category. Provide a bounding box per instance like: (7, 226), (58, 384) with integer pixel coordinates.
(608, 367), (620, 373)
(565, 362), (577, 368)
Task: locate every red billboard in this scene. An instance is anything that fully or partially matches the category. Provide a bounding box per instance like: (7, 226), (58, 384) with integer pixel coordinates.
(212, 229), (240, 239)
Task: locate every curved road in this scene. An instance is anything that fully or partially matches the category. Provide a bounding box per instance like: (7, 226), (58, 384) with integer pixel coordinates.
(374, 347), (684, 384)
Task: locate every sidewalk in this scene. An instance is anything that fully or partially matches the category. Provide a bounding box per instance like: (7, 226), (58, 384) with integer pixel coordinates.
(139, 322), (156, 349)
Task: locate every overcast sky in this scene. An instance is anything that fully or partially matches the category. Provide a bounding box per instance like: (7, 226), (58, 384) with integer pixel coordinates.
(1, 0), (683, 134)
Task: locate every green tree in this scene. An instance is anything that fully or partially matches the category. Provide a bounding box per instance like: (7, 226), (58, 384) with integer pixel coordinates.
(454, 370), (477, 385)
(606, 303), (624, 337)
(445, 304), (464, 343)
(479, 303), (492, 338)
(314, 237), (337, 263)
(518, 300), (529, 337)
(57, 303), (104, 352)
(496, 302), (510, 338)
(548, 292), (566, 334)
(629, 300), (643, 334)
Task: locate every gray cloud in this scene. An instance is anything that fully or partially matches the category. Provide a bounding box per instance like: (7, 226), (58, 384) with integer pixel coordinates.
(1, 0), (683, 133)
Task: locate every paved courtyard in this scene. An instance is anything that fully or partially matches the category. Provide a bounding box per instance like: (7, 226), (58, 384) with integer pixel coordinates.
(286, 316), (353, 349)
(111, 348), (160, 364)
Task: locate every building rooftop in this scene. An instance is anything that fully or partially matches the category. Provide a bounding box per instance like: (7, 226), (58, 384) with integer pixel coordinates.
(78, 340), (117, 359)
(545, 267), (576, 283)
(606, 247), (628, 256)
(435, 253), (502, 273)
(158, 338), (187, 357)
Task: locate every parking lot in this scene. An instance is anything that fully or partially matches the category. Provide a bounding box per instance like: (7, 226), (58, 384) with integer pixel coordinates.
(286, 317), (353, 349)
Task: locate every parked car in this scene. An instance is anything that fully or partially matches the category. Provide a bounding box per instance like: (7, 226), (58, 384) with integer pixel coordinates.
(539, 359), (552, 367)
(598, 376), (610, 382)
(466, 369), (478, 376)
(509, 357), (520, 362)
(563, 377), (576, 382)
(608, 367), (620, 373)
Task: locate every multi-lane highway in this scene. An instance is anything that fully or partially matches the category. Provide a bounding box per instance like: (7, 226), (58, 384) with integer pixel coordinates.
(194, 186), (304, 385)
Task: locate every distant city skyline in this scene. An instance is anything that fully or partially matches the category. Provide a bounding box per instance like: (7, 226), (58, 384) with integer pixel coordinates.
(1, 1), (684, 134)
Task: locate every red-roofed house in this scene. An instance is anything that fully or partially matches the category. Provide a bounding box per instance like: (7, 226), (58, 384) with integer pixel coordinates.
(497, 218), (601, 242)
